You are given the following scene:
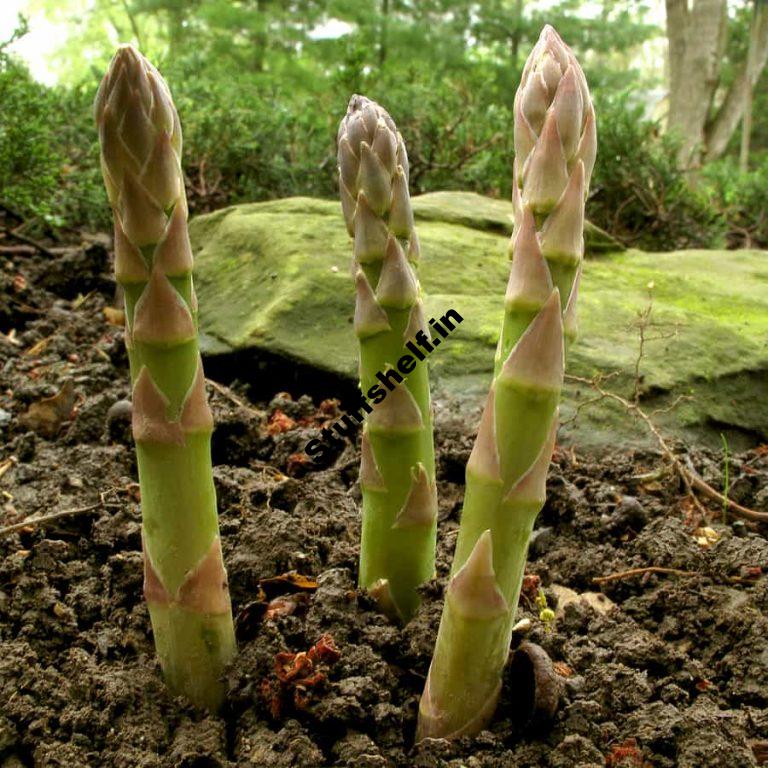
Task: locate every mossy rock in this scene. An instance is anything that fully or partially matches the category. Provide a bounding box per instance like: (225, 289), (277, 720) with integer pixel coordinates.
(190, 193), (768, 449)
(412, 191), (623, 254)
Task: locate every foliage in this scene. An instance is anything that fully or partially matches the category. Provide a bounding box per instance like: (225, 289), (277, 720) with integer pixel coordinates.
(0, 50), (63, 223)
(5, 1), (764, 250)
(0, 22), (107, 231)
(702, 155), (768, 248)
(589, 94), (726, 250)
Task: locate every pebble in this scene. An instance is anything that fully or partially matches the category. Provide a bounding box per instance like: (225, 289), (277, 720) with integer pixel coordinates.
(731, 520), (748, 537)
(612, 495), (648, 531)
(529, 526), (555, 557)
(105, 399), (133, 443)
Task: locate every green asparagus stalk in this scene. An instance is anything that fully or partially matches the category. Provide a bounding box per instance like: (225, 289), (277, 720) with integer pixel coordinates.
(95, 45), (236, 710)
(417, 25), (595, 740)
(337, 95), (437, 621)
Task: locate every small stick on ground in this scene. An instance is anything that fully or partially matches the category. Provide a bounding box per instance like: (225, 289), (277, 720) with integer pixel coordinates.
(0, 501), (120, 538)
(566, 373), (768, 524)
(0, 245), (37, 255)
(683, 456), (768, 523)
(0, 489), (122, 538)
(7, 226), (57, 258)
(594, 565), (763, 587)
(207, 378), (263, 420)
(566, 290), (767, 525)
(593, 566), (699, 584)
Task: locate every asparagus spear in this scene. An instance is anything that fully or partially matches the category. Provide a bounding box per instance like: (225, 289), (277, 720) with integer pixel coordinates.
(337, 95), (437, 621)
(417, 25), (595, 740)
(94, 45), (236, 711)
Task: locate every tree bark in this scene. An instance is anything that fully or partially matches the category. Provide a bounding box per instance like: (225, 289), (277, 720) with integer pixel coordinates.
(705, 0), (768, 163)
(665, 0), (728, 167)
(667, 0), (768, 167)
(379, 0), (389, 68)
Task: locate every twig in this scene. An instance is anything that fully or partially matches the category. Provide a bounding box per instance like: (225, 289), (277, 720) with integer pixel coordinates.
(0, 245), (36, 255)
(566, 372), (708, 518)
(0, 457), (17, 483)
(207, 378), (262, 419)
(8, 227), (56, 258)
(0, 501), (119, 538)
(593, 566), (698, 584)
(570, 370), (768, 523)
(683, 457), (768, 523)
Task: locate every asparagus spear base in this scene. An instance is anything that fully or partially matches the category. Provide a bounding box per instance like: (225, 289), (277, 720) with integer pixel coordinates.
(147, 604), (236, 711)
(416, 516), (537, 741)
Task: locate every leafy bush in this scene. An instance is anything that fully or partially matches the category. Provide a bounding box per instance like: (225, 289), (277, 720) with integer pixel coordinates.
(701, 157), (768, 249)
(0, 54), (64, 223)
(170, 72), (338, 215)
(1, 43), (756, 254)
(589, 94), (726, 250)
(0, 45), (107, 232)
(167, 52), (514, 215)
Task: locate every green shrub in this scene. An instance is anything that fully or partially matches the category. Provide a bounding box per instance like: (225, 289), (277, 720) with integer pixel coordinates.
(701, 156), (768, 249)
(589, 93), (726, 250)
(0, 47), (107, 232)
(0, 54), (63, 223)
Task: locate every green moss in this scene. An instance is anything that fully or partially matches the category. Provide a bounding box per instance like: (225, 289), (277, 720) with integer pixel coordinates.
(190, 194), (768, 448)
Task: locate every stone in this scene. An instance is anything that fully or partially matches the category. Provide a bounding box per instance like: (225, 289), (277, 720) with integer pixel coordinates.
(190, 193), (768, 450)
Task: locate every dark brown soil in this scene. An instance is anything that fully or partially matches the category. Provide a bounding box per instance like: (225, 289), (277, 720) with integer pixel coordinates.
(1, 231), (767, 768)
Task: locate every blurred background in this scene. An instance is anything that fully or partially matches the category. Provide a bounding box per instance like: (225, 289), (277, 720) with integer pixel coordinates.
(0, 0), (766, 251)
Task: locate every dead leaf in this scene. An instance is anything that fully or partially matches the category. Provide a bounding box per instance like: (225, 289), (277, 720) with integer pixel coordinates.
(19, 380), (76, 437)
(605, 738), (644, 768)
(267, 409), (296, 435)
(259, 571), (319, 598)
(23, 336), (52, 357)
(286, 452), (312, 476)
(694, 526), (720, 548)
(103, 306), (125, 327)
(553, 661), (573, 678)
(264, 593), (310, 621)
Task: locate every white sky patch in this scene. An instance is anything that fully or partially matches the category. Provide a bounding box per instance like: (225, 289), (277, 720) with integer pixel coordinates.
(308, 18), (353, 41)
(0, 0), (65, 85)
(2, 1), (669, 86)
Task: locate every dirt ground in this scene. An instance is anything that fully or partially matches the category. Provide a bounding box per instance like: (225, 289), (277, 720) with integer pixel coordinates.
(1, 227), (767, 768)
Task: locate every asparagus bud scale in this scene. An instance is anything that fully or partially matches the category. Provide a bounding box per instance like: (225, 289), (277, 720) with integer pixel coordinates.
(337, 95), (437, 621)
(95, 45), (236, 710)
(418, 25), (595, 740)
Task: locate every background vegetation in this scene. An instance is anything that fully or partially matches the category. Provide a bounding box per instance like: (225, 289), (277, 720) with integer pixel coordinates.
(1, 0), (766, 250)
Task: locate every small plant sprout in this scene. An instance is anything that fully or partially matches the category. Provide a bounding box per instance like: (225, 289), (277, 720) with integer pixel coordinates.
(417, 25), (595, 740)
(337, 95), (437, 621)
(536, 590), (556, 631)
(95, 46), (236, 710)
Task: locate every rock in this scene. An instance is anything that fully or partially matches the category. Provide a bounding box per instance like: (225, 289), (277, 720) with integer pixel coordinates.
(608, 496), (648, 533)
(190, 193), (768, 450)
(551, 584), (616, 618)
(105, 399), (133, 444)
(529, 526), (555, 558)
(411, 191), (623, 253)
(550, 734), (605, 767)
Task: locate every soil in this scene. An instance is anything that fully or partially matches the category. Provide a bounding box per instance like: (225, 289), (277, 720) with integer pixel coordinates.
(1, 224), (767, 768)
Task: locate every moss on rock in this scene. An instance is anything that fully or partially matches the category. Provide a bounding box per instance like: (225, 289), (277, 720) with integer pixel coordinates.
(190, 194), (768, 448)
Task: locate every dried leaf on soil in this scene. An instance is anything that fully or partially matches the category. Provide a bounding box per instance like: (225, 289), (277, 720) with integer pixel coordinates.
(19, 379), (76, 437)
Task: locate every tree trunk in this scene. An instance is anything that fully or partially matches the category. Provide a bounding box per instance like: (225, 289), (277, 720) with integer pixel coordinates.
(510, 0), (523, 67)
(705, 0), (768, 163)
(665, 0), (728, 168)
(379, 0), (389, 68)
